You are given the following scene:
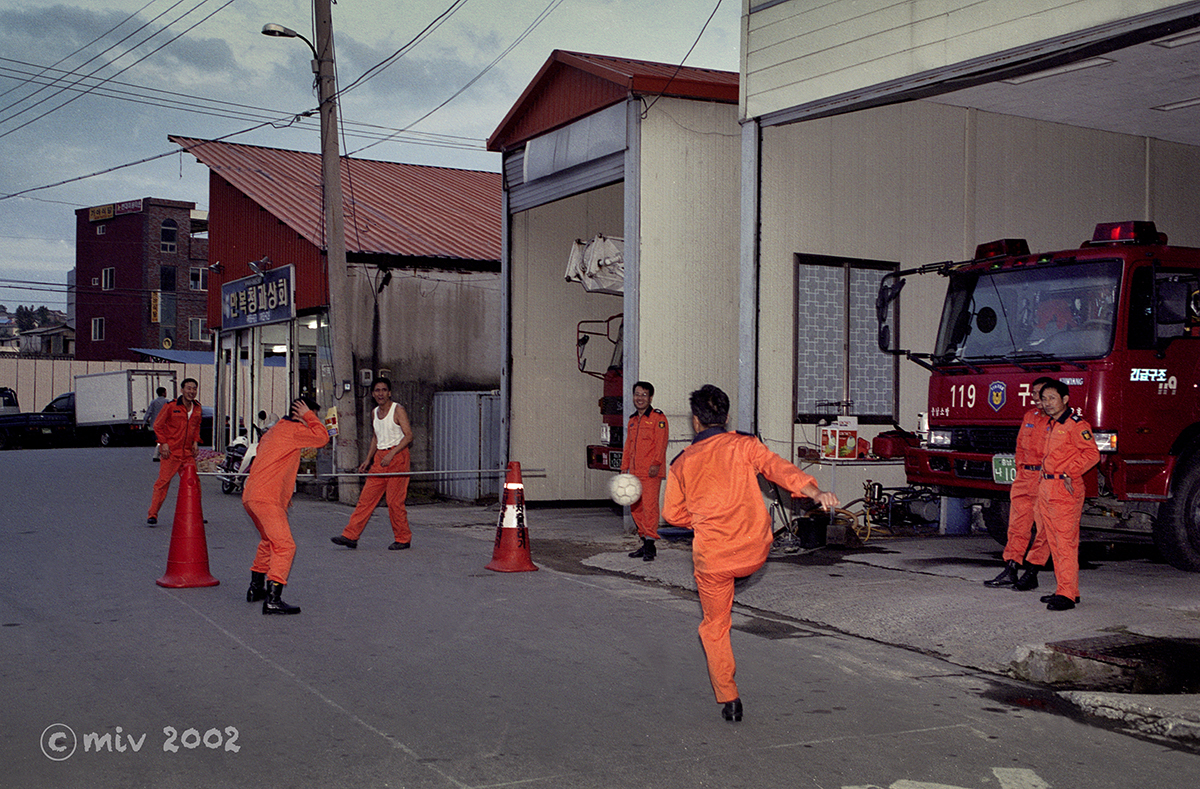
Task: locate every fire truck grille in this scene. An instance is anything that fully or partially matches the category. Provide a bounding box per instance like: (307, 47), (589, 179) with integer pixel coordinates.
(950, 426), (1018, 454)
(954, 459), (995, 480)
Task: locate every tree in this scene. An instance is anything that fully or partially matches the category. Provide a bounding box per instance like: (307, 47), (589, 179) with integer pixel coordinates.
(34, 306), (52, 326)
(14, 305), (35, 331)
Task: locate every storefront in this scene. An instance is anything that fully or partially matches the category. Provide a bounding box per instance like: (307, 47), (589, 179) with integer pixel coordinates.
(214, 264), (330, 452)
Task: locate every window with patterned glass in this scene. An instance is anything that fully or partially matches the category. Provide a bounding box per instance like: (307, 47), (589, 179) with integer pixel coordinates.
(794, 253), (898, 424)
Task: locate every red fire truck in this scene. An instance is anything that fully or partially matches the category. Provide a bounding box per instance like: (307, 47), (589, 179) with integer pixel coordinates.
(877, 221), (1200, 571)
(577, 314), (625, 471)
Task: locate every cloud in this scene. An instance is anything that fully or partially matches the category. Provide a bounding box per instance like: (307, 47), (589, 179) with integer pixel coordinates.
(0, 0), (740, 310)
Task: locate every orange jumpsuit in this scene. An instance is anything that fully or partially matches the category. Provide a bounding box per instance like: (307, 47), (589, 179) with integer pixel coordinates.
(662, 428), (818, 703)
(1004, 407), (1050, 564)
(620, 407), (669, 540)
(243, 411), (330, 584)
(1035, 412), (1100, 602)
(147, 397), (203, 520)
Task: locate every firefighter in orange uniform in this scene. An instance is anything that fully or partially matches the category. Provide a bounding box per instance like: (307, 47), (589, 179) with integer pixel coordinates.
(1034, 379), (1100, 611)
(621, 380), (669, 561)
(243, 396), (330, 615)
(985, 376), (1054, 590)
(146, 377), (203, 526)
(663, 385), (839, 722)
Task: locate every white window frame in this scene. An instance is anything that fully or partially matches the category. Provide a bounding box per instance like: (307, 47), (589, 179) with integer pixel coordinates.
(101, 267), (115, 290)
(189, 317), (209, 343)
(91, 317), (105, 341)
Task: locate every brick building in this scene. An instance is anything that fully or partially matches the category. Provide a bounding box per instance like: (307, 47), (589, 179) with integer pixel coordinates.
(73, 197), (209, 361)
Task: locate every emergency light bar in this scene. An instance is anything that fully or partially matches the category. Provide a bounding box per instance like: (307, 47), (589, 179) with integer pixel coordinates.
(1090, 221), (1163, 245)
(973, 238), (1030, 260)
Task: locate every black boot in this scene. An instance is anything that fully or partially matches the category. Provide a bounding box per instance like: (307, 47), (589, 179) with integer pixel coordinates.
(642, 539), (657, 562)
(246, 571), (267, 603)
(721, 698), (743, 722)
(629, 538), (647, 558)
(262, 580), (301, 615)
(1012, 565), (1039, 591)
(983, 560), (1019, 588)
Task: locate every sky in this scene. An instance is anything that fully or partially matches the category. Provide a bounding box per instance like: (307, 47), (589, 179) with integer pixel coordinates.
(0, 0), (741, 314)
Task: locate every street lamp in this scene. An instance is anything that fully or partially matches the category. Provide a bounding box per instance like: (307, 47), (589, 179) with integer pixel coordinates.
(262, 3), (360, 498)
(260, 23), (317, 61)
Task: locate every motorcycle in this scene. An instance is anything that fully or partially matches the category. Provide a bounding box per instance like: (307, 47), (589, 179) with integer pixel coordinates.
(217, 436), (255, 494)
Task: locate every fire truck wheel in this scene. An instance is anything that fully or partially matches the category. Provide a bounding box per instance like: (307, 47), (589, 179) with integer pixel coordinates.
(980, 499), (1010, 546)
(1154, 458), (1200, 572)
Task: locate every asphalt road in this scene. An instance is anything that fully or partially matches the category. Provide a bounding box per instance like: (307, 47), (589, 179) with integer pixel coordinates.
(2, 447), (1198, 788)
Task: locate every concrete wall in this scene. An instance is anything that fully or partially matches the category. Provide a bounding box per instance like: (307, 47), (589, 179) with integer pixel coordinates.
(742, 0), (1183, 120)
(636, 96), (743, 460)
(0, 357), (215, 414)
(509, 184), (624, 500)
(345, 268), (502, 475)
(756, 100), (1200, 493)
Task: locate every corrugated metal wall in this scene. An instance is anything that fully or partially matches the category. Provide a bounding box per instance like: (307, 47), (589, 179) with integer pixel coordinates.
(207, 173), (326, 329)
(431, 391), (501, 501)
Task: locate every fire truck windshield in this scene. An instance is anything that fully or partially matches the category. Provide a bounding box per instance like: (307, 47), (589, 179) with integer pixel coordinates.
(933, 259), (1122, 364)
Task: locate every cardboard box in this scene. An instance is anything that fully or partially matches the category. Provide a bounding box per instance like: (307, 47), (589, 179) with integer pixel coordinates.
(820, 416), (859, 459)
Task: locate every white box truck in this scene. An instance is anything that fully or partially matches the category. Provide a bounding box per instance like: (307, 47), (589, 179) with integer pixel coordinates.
(74, 370), (177, 447)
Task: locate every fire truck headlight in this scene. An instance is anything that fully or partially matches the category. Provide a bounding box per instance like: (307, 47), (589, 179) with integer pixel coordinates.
(928, 429), (953, 447)
(1093, 431), (1117, 452)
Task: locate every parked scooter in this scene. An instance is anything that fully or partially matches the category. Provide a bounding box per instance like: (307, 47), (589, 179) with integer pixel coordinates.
(218, 436), (253, 494)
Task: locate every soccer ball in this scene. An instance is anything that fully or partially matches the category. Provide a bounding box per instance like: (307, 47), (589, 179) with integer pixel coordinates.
(609, 473), (643, 505)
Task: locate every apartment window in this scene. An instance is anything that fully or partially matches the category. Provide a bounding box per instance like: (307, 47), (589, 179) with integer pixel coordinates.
(96, 225), (106, 236)
(101, 267), (115, 290)
(189, 318), (209, 343)
(190, 266), (208, 292)
(160, 266), (176, 292)
(794, 254), (899, 423)
(161, 219), (178, 253)
(91, 317), (105, 341)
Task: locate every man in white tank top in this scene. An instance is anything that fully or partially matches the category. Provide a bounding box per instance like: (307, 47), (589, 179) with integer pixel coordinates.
(331, 377), (415, 550)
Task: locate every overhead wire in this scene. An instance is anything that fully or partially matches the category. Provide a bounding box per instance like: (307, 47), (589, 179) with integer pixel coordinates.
(0, 119), (288, 202)
(347, 0), (567, 157)
(640, 0), (726, 117)
(0, 58), (486, 149)
(335, 0), (472, 99)
(0, 0), (239, 141)
(0, 0), (158, 101)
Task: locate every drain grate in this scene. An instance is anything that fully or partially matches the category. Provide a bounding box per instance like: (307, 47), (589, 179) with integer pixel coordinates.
(1047, 633), (1159, 668)
(1046, 634), (1200, 693)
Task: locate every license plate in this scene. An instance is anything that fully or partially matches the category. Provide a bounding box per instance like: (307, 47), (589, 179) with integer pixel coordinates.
(992, 454), (1016, 485)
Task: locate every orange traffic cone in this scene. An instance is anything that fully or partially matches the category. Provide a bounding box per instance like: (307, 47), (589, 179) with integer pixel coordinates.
(156, 461), (220, 588)
(485, 462), (538, 573)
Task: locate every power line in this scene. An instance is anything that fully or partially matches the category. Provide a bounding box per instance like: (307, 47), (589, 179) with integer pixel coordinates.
(0, 58), (486, 150)
(0, 0), (158, 101)
(348, 0), (566, 156)
(335, 0), (471, 99)
(641, 0), (726, 117)
(0, 0), (238, 141)
(0, 120), (282, 202)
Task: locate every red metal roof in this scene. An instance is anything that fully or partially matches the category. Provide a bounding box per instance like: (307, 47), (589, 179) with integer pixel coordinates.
(170, 136), (500, 263)
(488, 50), (740, 152)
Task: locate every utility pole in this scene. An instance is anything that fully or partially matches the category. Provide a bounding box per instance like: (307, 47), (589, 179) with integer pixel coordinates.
(313, 0), (360, 498)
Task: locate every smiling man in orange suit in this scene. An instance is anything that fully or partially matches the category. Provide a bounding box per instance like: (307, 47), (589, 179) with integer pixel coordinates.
(621, 380), (669, 562)
(663, 384), (839, 723)
(1034, 379), (1100, 611)
(146, 378), (202, 527)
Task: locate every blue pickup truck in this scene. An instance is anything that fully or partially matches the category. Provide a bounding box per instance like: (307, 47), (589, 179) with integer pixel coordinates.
(0, 387), (75, 450)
